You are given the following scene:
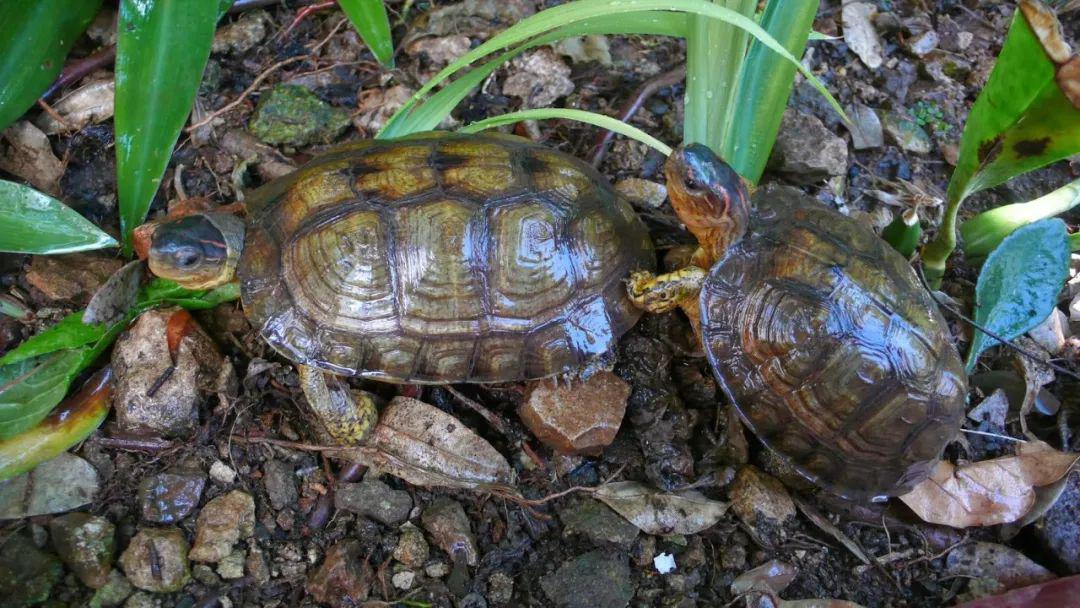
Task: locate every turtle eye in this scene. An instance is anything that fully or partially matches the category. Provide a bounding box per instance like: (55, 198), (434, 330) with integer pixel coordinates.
(174, 246), (202, 268)
(684, 175), (701, 191)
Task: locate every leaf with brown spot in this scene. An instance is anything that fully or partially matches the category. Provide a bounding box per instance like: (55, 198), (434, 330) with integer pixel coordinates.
(593, 480), (729, 535)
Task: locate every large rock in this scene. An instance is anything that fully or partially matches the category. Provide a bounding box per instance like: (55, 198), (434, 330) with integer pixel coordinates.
(189, 490), (255, 563)
(540, 550), (633, 608)
(768, 109), (848, 184)
(0, 533), (63, 606)
(50, 512), (116, 588)
(520, 371), (630, 455)
(118, 527), (191, 593)
(1034, 473), (1080, 573)
(334, 478), (412, 526)
(558, 500), (639, 547)
(0, 452), (100, 519)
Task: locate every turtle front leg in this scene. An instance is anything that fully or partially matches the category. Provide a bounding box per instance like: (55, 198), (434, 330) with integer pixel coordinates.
(298, 365), (379, 445)
(626, 266), (708, 314)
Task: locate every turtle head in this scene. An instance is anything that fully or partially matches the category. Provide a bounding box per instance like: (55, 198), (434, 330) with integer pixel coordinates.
(665, 143), (750, 266)
(148, 212), (245, 289)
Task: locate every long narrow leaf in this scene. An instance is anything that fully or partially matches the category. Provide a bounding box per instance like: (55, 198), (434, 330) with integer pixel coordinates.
(339, 0), (395, 67)
(0, 180), (117, 254)
(459, 109), (673, 156)
(0, 0), (103, 132)
(685, 0), (755, 151)
(115, 0), (218, 255)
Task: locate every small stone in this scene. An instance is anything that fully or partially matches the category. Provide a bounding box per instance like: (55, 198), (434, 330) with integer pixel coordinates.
(425, 561), (450, 578)
(89, 569), (134, 607)
(392, 570), (415, 590)
(720, 543), (747, 570)
(50, 513), (116, 588)
(907, 30), (939, 57)
(262, 460), (298, 511)
(502, 48), (574, 108)
(540, 550), (633, 608)
(138, 470), (206, 523)
(842, 3), (884, 69)
(520, 371), (630, 455)
(123, 591), (159, 608)
(26, 253), (123, 305)
(769, 109), (848, 184)
(393, 523), (430, 568)
(249, 84), (351, 147)
(118, 527), (191, 593)
(306, 540), (370, 608)
(1028, 308), (1068, 355)
(487, 571), (514, 605)
(211, 10), (270, 54)
(353, 85), (415, 136)
(555, 35), (612, 66)
(883, 112), (932, 154)
(730, 465), (797, 528)
(246, 547), (271, 584)
(614, 178), (667, 209)
(846, 104), (883, 150)
(421, 497), (478, 566)
(191, 564), (220, 586)
(189, 490), (255, 563)
(0, 533), (63, 606)
(0, 452), (99, 519)
(558, 499), (639, 547)
(334, 478), (412, 526)
(405, 35), (471, 67)
(209, 460), (237, 485)
(217, 550), (246, 580)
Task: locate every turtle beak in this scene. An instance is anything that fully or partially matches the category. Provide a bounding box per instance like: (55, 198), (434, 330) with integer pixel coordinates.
(133, 221), (159, 261)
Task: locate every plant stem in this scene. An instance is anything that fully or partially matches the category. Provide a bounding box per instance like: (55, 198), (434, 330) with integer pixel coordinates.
(960, 177), (1080, 258)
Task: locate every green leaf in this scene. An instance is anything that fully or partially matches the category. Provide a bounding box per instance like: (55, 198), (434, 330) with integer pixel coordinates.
(0, 350), (87, 439)
(0, 312), (106, 367)
(0, 180), (118, 254)
(115, 0), (218, 256)
(881, 208), (921, 259)
(0, 0), (103, 132)
(960, 177), (1080, 259)
(339, 0), (395, 67)
(460, 109), (673, 156)
(921, 3), (1080, 286)
(965, 218), (1070, 372)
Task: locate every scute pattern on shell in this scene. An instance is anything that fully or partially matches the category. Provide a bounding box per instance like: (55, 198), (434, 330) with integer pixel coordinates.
(700, 185), (965, 499)
(238, 133), (655, 383)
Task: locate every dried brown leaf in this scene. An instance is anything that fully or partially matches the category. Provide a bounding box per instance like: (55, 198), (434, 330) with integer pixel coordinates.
(792, 495), (869, 564)
(946, 542), (1056, 597)
(360, 397), (512, 489)
(0, 121), (64, 196)
(35, 80), (115, 135)
(731, 559), (797, 595)
(84, 260), (143, 326)
(593, 480), (728, 535)
(899, 442), (1078, 527)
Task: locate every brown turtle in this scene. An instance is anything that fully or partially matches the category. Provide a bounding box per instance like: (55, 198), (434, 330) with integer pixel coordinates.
(146, 132), (655, 444)
(627, 144), (966, 499)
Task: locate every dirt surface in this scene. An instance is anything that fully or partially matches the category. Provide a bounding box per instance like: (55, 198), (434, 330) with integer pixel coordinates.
(1, 1), (1080, 607)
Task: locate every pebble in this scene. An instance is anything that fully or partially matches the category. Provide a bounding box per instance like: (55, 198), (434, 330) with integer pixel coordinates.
(26, 254), (123, 304)
(189, 490), (255, 563)
(392, 570), (416, 590)
(421, 497), (479, 566)
(730, 465), (797, 528)
(540, 550), (633, 608)
(262, 460), (298, 511)
(883, 111), (932, 154)
(405, 35), (471, 67)
(306, 540), (370, 608)
(0, 532), (63, 606)
(334, 478), (412, 526)
(393, 522), (430, 567)
(1028, 308), (1068, 355)
(520, 371), (630, 455)
(502, 48), (574, 108)
(249, 84), (351, 147)
(123, 591), (161, 608)
(211, 10), (269, 54)
(0, 452), (100, 518)
(50, 512), (116, 589)
(907, 30), (939, 57)
(614, 178), (667, 209)
(558, 499), (639, 547)
(487, 571), (515, 605)
(847, 104), (883, 150)
(425, 561), (450, 578)
(138, 469), (206, 523)
(118, 527), (191, 593)
(842, 3), (884, 69)
(209, 460), (237, 485)
(769, 109), (848, 184)
(89, 569), (134, 607)
(246, 546), (271, 584)
(217, 549), (246, 580)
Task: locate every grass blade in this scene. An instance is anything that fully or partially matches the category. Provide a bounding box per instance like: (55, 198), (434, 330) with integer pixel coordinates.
(0, 180), (117, 254)
(684, 0), (755, 151)
(115, 0), (218, 255)
(0, 0), (103, 132)
(458, 108), (673, 156)
(339, 0), (395, 67)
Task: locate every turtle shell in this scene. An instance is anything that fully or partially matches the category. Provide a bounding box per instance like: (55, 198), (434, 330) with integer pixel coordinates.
(699, 185), (966, 499)
(237, 132), (655, 383)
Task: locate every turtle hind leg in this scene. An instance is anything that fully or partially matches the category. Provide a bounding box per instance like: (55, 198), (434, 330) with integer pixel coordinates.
(626, 265), (708, 314)
(298, 365), (380, 445)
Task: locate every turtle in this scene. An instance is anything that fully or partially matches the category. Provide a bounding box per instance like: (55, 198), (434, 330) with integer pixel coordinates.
(627, 144), (966, 499)
(146, 132), (655, 445)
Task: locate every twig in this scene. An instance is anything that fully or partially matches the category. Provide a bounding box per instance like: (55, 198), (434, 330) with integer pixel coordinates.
(445, 385), (511, 437)
(94, 436), (176, 451)
(185, 55), (308, 132)
(588, 64), (685, 168)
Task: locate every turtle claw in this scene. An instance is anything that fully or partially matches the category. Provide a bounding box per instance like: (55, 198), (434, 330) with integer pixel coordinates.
(298, 365), (379, 445)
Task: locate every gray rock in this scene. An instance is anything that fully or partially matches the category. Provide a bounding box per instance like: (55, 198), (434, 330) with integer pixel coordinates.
(189, 490), (255, 563)
(907, 30), (939, 57)
(847, 104), (883, 150)
(558, 499), (639, 547)
(1034, 473), (1080, 573)
(263, 460), (298, 510)
(138, 469), (206, 523)
(50, 512), (116, 589)
(217, 550), (246, 579)
(615, 178), (667, 209)
(393, 522), (429, 567)
(88, 570), (134, 608)
(249, 84), (350, 147)
(842, 3), (884, 69)
(769, 109), (848, 184)
(421, 497), (478, 566)
(883, 111), (932, 154)
(0, 533), (63, 606)
(487, 571), (514, 606)
(540, 550), (633, 608)
(335, 479), (412, 526)
(118, 527), (191, 593)
(0, 452), (100, 519)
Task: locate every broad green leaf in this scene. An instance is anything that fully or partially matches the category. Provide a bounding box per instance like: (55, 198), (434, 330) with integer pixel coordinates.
(965, 218), (1070, 372)
(921, 2), (1080, 286)
(115, 0), (218, 255)
(0, 180), (118, 253)
(0, 0), (103, 132)
(961, 177), (1080, 259)
(0, 312), (106, 367)
(339, 0), (395, 67)
(460, 109), (673, 156)
(723, 0), (819, 183)
(0, 350), (87, 439)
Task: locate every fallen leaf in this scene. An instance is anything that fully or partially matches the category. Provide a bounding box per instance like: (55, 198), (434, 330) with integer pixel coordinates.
(0, 121), (64, 196)
(953, 573), (1080, 608)
(593, 480), (728, 535)
(34, 80), (115, 135)
(946, 542), (1056, 599)
(83, 260), (143, 326)
(899, 442), (1079, 527)
(731, 559), (797, 595)
(792, 495), (869, 565)
(359, 397), (512, 489)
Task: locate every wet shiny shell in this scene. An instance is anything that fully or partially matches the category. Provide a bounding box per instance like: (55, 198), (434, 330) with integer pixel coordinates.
(238, 133), (655, 383)
(699, 185), (966, 499)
